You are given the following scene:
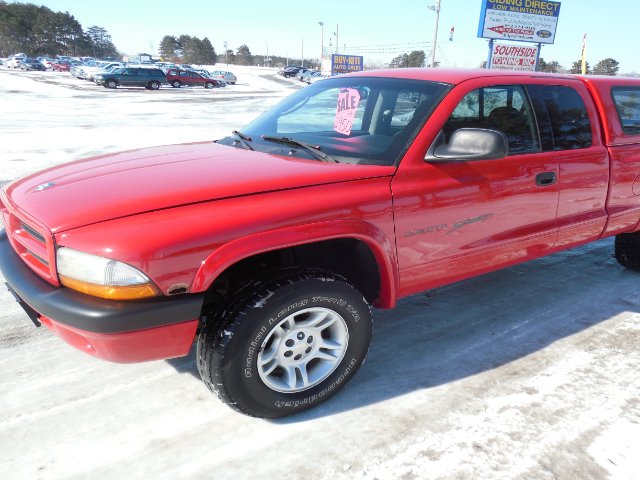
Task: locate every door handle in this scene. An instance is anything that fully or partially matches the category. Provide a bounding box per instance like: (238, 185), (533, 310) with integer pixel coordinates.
(535, 171), (557, 187)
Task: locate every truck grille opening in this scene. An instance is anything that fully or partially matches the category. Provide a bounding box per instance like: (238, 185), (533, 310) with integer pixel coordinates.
(1, 206), (58, 285)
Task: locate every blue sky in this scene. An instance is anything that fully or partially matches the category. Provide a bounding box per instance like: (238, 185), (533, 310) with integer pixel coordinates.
(24, 0), (639, 73)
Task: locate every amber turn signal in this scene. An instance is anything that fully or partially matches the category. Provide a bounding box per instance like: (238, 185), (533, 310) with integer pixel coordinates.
(59, 274), (160, 300)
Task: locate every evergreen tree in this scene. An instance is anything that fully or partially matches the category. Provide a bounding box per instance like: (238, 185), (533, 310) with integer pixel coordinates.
(86, 25), (118, 58)
(0, 2), (117, 57)
(389, 50), (425, 68)
(236, 44), (252, 65)
(593, 58), (619, 76)
(159, 35), (179, 61)
(570, 59), (591, 74)
(200, 37), (216, 64)
(537, 58), (561, 73)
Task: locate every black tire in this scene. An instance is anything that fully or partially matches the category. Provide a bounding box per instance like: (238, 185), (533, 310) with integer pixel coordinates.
(105, 79), (118, 89)
(197, 268), (372, 418)
(171, 80), (181, 88)
(148, 81), (160, 90)
(615, 232), (640, 269)
(205, 81), (214, 89)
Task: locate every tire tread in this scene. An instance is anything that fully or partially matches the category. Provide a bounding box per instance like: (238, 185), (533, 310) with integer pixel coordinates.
(196, 267), (366, 417)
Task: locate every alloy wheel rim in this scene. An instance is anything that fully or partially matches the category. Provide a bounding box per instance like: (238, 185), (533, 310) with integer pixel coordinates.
(257, 307), (349, 393)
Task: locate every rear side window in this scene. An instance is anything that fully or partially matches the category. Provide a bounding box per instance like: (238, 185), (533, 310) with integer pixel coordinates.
(526, 85), (592, 150)
(611, 87), (640, 135)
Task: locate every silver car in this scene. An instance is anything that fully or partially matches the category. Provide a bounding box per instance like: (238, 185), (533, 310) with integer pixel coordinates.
(209, 70), (237, 84)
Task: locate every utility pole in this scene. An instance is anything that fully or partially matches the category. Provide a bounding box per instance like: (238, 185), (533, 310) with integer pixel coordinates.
(223, 41), (228, 65)
(318, 22), (324, 60)
(301, 38), (304, 67)
(428, 0), (441, 67)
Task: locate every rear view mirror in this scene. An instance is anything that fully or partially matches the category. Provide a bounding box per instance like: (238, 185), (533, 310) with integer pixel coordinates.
(426, 128), (508, 162)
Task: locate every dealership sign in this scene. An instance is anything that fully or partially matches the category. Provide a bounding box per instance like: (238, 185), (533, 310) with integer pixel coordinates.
(331, 54), (364, 75)
(490, 43), (539, 71)
(477, 0), (561, 44)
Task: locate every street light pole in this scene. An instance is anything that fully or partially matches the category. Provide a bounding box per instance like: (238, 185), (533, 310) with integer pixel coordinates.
(429, 0), (441, 67)
(318, 22), (324, 61)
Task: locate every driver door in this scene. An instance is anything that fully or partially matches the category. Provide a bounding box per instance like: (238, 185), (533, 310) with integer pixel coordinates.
(392, 80), (560, 296)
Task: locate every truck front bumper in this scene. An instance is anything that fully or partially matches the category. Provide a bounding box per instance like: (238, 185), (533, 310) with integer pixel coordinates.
(0, 232), (203, 363)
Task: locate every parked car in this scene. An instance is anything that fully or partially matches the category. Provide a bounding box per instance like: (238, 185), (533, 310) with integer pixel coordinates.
(295, 68), (310, 81)
(11, 68), (639, 419)
(79, 62), (124, 81)
(94, 67), (167, 90)
(6, 56), (25, 68)
(38, 58), (56, 69)
(308, 72), (329, 84)
(209, 70), (237, 84)
(19, 58), (47, 71)
(166, 69), (222, 89)
(51, 60), (72, 72)
(278, 65), (303, 78)
(301, 70), (324, 84)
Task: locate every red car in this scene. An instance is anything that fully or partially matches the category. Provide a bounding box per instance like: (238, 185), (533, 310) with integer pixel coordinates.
(166, 69), (221, 89)
(51, 60), (71, 72)
(4, 69), (640, 418)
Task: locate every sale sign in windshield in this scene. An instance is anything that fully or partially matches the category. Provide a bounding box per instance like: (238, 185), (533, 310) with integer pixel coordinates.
(334, 88), (361, 136)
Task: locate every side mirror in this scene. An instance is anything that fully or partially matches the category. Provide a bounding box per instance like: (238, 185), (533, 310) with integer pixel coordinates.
(426, 128), (508, 162)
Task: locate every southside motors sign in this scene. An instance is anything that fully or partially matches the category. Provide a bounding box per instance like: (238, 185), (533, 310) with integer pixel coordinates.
(477, 0), (561, 44)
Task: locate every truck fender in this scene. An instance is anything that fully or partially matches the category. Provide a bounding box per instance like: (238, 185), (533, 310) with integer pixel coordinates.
(191, 219), (399, 308)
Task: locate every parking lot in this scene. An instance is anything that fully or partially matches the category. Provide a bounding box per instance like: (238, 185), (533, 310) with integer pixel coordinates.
(0, 67), (639, 480)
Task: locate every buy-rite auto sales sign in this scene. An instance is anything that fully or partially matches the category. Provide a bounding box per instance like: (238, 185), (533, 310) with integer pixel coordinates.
(477, 0), (561, 44)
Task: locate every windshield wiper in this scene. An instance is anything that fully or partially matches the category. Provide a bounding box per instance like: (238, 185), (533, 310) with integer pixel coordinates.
(261, 135), (338, 163)
(231, 130), (254, 151)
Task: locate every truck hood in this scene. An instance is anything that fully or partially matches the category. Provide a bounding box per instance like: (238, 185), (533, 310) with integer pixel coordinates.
(4, 142), (395, 233)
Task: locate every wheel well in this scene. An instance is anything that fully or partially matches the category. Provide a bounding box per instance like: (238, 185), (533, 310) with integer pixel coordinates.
(203, 238), (381, 306)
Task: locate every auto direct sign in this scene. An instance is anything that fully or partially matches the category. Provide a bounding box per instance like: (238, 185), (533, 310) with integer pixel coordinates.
(490, 43), (538, 71)
(477, 0), (561, 44)
(331, 54), (364, 75)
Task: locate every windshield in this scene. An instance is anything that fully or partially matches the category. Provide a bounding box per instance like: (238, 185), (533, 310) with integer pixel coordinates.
(219, 76), (449, 165)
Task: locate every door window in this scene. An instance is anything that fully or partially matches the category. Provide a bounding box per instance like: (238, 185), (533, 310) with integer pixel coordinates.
(445, 85), (540, 154)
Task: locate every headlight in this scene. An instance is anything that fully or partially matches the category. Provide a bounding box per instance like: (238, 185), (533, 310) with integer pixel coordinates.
(56, 247), (160, 300)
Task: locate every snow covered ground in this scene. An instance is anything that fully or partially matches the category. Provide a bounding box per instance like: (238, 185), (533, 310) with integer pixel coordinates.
(0, 66), (639, 480)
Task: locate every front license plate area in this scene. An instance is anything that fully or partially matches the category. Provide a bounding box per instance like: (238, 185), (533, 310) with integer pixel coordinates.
(4, 282), (41, 327)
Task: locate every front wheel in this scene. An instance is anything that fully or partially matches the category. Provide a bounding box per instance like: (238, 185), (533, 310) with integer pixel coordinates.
(205, 81), (214, 89)
(105, 79), (118, 89)
(197, 269), (372, 418)
(171, 80), (181, 88)
(148, 81), (160, 90)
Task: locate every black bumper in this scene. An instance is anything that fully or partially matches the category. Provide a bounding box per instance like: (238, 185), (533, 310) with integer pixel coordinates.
(0, 231), (204, 334)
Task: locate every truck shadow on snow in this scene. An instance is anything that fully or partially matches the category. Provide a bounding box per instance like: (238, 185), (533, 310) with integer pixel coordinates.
(166, 237), (638, 422)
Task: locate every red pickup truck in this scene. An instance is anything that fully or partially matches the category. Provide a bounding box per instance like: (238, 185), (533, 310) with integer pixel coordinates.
(3, 69), (640, 418)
